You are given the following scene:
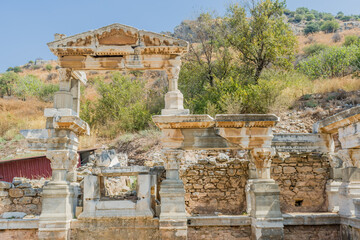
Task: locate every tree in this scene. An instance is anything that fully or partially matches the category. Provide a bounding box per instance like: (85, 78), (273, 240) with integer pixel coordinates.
(305, 14), (315, 21)
(0, 72), (19, 97)
(321, 20), (340, 33)
(225, 0), (297, 83)
(304, 22), (320, 35)
(294, 14), (303, 23)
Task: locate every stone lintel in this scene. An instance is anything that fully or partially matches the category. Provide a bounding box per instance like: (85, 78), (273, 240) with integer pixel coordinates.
(97, 166), (150, 176)
(152, 115), (215, 129)
(187, 215), (251, 227)
(316, 106), (360, 134)
(283, 212), (340, 225)
(272, 133), (329, 153)
(215, 114), (279, 128)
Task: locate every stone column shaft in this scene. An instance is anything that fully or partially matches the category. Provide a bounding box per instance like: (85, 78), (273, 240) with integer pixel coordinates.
(159, 149), (187, 240)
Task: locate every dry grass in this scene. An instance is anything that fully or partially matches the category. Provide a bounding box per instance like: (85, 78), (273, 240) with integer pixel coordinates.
(312, 75), (360, 93)
(0, 98), (50, 140)
(297, 28), (360, 54)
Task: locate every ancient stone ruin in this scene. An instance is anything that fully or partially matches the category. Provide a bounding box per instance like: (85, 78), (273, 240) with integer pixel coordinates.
(2, 23), (360, 239)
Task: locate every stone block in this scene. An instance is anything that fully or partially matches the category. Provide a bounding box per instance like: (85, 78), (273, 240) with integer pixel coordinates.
(17, 183), (32, 188)
(0, 181), (12, 189)
(23, 188), (36, 197)
(32, 198), (40, 204)
(0, 198), (11, 206)
(83, 175), (100, 200)
(19, 197), (33, 205)
(0, 191), (8, 197)
(9, 188), (23, 198)
(1, 212), (26, 219)
(283, 167), (296, 174)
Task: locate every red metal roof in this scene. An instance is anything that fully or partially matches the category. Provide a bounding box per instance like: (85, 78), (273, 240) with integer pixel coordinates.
(0, 148), (97, 182)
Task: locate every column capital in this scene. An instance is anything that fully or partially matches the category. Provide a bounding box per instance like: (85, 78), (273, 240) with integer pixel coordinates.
(249, 147), (275, 179)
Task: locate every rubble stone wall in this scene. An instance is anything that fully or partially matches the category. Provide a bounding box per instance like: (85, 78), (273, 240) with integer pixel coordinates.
(0, 229), (38, 239)
(271, 154), (330, 212)
(70, 218), (159, 240)
(188, 226), (251, 240)
(179, 150), (249, 215)
(0, 178), (45, 216)
(284, 225), (340, 240)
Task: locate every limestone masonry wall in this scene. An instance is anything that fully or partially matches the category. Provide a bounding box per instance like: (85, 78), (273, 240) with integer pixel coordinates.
(271, 154), (330, 212)
(179, 150), (249, 215)
(188, 226), (251, 240)
(0, 229), (38, 240)
(0, 178), (45, 216)
(284, 225), (340, 240)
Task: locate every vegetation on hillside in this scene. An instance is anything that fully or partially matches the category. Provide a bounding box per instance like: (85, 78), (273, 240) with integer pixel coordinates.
(2, 0), (360, 142)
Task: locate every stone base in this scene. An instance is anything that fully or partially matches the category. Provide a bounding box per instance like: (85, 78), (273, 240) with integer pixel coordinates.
(251, 218), (284, 240)
(248, 179), (282, 219)
(159, 219), (187, 240)
(326, 180), (341, 212)
(161, 108), (190, 116)
(38, 220), (71, 240)
(38, 181), (77, 240)
(159, 179), (187, 239)
(339, 167), (360, 217)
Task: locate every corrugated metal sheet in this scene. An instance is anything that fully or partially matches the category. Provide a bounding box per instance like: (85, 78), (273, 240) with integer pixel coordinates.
(0, 149), (96, 183)
(0, 156), (51, 182)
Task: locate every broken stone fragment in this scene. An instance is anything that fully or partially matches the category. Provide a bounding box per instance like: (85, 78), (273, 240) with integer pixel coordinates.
(95, 149), (119, 167)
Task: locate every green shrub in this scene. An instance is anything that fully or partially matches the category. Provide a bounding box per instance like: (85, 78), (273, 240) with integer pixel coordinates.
(304, 22), (320, 35)
(45, 64), (53, 71)
(80, 73), (151, 138)
(305, 14), (315, 21)
(321, 20), (340, 33)
(294, 15), (303, 23)
(13, 66), (22, 73)
(303, 43), (328, 56)
(298, 45), (359, 79)
(14, 74), (58, 101)
(344, 35), (360, 47)
(322, 13), (335, 21)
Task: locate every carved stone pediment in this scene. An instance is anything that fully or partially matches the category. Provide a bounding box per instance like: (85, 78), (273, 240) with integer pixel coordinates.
(48, 23), (188, 57)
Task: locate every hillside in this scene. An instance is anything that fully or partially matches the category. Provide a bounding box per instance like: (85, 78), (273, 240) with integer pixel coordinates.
(2, 6), (360, 161)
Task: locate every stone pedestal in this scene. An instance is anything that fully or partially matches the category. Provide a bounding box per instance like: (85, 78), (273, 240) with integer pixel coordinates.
(338, 167), (360, 217)
(38, 182), (78, 240)
(159, 150), (187, 240)
(248, 179), (283, 240)
(326, 167), (343, 213)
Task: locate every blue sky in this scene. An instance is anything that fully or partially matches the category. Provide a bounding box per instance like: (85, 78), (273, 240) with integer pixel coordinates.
(0, 0), (359, 72)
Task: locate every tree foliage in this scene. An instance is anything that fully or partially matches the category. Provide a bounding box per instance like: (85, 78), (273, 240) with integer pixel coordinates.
(0, 72), (19, 97)
(225, 0), (297, 82)
(80, 73), (151, 137)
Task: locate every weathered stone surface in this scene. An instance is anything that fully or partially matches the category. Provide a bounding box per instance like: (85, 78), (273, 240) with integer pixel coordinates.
(0, 191), (8, 197)
(0, 229), (38, 240)
(180, 150), (249, 215)
(0, 181), (12, 189)
(188, 226), (251, 240)
(271, 154), (330, 212)
(1, 212), (26, 219)
(9, 189), (23, 198)
(284, 225), (340, 240)
(23, 188), (36, 197)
